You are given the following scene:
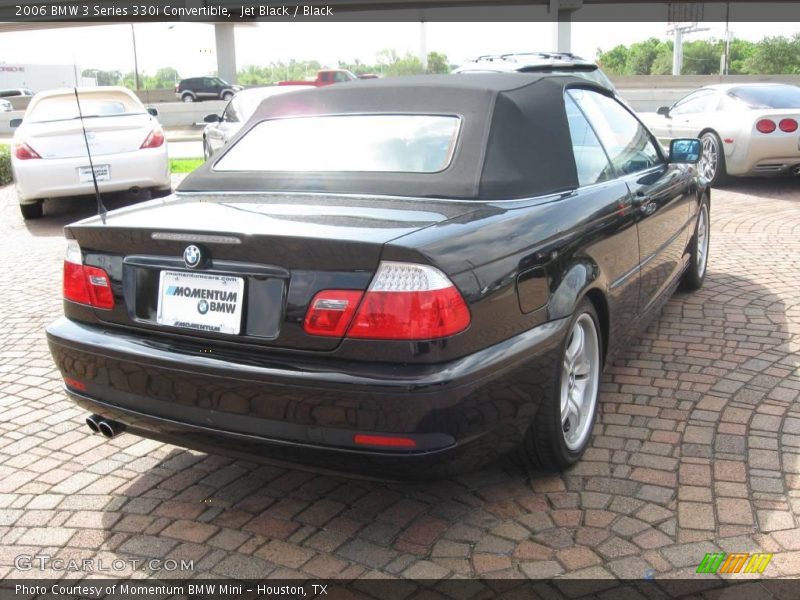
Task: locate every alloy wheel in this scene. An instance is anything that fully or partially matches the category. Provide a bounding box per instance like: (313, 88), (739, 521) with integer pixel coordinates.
(699, 136), (718, 181)
(696, 203), (709, 279)
(560, 313), (601, 451)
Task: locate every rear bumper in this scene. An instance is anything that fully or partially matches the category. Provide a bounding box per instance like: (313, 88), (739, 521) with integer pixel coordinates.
(46, 316), (568, 475)
(13, 146), (170, 202)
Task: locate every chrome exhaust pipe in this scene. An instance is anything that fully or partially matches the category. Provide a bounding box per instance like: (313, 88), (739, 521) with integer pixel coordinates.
(86, 414), (102, 434)
(98, 419), (124, 438)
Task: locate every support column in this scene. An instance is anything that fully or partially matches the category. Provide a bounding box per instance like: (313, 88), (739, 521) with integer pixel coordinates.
(550, 0), (582, 54)
(215, 23), (237, 83)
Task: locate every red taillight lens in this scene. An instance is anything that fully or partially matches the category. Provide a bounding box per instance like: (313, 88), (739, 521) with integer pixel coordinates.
(347, 262), (470, 340)
(63, 240), (114, 309)
(302, 263), (471, 341)
(14, 142), (40, 160)
(304, 290), (363, 337)
(756, 119), (776, 134)
(353, 434), (417, 448)
(63, 259), (91, 305)
(347, 288), (470, 340)
(779, 118), (798, 133)
(141, 127), (165, 149)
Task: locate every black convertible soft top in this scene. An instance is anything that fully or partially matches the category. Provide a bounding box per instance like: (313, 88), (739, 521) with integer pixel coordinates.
(180, 73), (609, 200)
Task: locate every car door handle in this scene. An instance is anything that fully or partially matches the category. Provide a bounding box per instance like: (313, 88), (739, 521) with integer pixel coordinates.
(633, 193), (657, 215)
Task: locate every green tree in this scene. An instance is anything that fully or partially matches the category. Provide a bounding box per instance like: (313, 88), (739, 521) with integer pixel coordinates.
(597, 45), (629, 75)
(743, 34), (800, 74)
(426, 51), (450, 74)
(681, 39), (723, 75)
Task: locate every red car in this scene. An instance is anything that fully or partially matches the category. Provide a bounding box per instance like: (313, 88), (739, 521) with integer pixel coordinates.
(278, 69), (357, 87)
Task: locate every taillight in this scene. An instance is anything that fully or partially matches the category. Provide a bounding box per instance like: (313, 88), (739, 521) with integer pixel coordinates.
(303, 263), (470, 341)
(304, 290), (363, 337)
(756, 119), (776, 134)
(63, 240), (114, 309)
(14, 142), (40, 160)
(141, 127), (165, 149)
(349, 262), (470, 340)
(779, 118), (798, 133)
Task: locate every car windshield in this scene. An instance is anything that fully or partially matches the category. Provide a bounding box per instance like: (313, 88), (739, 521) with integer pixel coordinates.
(727, 85), (800, 109)
(214, 114), (461, 173)
(27, 91), (144, 123)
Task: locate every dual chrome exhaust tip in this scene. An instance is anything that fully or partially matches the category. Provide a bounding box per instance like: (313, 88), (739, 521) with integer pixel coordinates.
(86, 414), (124, 438)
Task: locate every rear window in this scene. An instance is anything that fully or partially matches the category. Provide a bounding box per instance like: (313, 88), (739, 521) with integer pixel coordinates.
(727, 85), (800, 109)
(27, 92), (143, 123)
(214, 114), (461, 173)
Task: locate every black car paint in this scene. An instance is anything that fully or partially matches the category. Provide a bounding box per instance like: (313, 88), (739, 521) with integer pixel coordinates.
(46, 76), (708, 477)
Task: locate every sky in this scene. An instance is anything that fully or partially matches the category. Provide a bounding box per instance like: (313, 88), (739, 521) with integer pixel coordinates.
(0, 20), (797, 77)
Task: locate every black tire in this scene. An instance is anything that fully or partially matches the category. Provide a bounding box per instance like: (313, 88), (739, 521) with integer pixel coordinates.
(222, 91), (234, 101)
(150, 187), (172, 199)
(699, 132), (729, 187)
(681, 198), (710, 291)
(203, 137), (212, 161)
(181, 93), (195, 103)
(518, 298), (602, 471)
(20, 201), (43, 220)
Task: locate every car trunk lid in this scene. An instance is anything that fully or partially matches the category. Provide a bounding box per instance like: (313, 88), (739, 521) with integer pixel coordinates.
(66, 193), (478, 350)
(23, 114), (153, 159)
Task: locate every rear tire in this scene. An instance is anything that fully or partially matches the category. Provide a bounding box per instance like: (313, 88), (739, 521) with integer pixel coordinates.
(518, 298), (602, 471)
(699, 132), (729, 187)
(20, 201), (43, 220)
(681, 198), (710, 291)
(181, 93), (195, 103)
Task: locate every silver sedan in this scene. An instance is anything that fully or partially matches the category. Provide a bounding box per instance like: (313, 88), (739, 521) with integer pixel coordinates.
(640, 83), (800, 186)
(202, 86), (302, 160)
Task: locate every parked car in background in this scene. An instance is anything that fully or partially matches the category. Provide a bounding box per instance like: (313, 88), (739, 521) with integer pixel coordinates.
(0, 99), (12, 112)
(175, 77), (242, 102)
(0, 88), (34, 98)
(46, 74), (708, 477)
(278, 68), (357, 87)
(641, 83), (800, 185)
(202, 85), (302, 159)
(11, 86), (170, 219)
(454, 52), (617, 93)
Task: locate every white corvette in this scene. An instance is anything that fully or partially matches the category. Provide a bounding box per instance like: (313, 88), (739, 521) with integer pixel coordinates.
(641, 83), (800, 186)
(11, 86), (170, 219)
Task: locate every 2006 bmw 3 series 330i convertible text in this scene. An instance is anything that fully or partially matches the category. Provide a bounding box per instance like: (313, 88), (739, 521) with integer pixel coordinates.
(47, 74), (709, 478)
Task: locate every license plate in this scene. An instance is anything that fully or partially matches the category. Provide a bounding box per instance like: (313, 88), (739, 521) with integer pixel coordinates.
(156, 271), (245, 335)
(78, 164), (110, 183)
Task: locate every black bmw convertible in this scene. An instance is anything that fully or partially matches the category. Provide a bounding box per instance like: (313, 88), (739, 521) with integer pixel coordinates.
(47, 74), (709, 477)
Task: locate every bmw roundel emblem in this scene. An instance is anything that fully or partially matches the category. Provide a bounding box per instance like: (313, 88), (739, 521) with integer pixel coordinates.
(197, 299), (209, 315)
(183, 245), (203, 269)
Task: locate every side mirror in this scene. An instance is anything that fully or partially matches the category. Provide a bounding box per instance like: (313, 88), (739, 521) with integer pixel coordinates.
(9, 118), (22, 128)
(147, 107), (159, 117)
(656, 106), (671, 117)
(204, 114), (221, 123)
(669, 138), (701, 164)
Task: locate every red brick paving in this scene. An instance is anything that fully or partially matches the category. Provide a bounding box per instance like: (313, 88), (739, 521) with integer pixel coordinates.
(0, 179), (799, 579)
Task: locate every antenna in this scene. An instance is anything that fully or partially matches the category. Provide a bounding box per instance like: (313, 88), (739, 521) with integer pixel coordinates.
(73, 88), (107, 224)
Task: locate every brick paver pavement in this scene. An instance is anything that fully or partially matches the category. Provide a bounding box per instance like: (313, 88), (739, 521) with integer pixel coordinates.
(0, 179), (798, 580)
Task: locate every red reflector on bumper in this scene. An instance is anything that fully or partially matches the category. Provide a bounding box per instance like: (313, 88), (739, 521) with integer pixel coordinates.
(64, 377), (87, 391)
(353, 434), (417, 448)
